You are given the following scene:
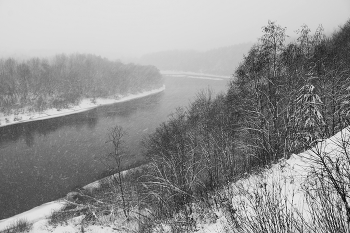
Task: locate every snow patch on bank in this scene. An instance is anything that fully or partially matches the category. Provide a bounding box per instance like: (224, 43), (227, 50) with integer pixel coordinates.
(0, 85), (165, 128)
(0, 201), (65, 232)
(161, 70), (230, 80)
(184, 76), (223, 81)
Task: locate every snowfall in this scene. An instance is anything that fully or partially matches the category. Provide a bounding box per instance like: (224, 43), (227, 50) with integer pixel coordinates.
(0, 126), (348, 232)
(0, 82), (348, 232)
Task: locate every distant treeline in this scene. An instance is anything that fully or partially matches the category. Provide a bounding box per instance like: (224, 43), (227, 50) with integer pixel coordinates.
(138, 43), (253, 75)
(141, 19), (350, 218)
(0, 54), (163, 112)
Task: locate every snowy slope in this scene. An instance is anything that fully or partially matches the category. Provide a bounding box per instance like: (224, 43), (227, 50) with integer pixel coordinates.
(193, 128), (350, 232)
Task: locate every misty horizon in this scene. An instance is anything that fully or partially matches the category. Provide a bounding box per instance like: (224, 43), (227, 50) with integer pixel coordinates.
(1, 0), (349, 61)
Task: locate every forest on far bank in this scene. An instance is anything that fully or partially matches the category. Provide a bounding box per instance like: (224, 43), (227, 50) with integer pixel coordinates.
(0, 54), (163, 114)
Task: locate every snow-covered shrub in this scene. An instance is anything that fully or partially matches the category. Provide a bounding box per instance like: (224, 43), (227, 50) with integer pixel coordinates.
(13, 116), (22, 122)
(226, 177), (306, 232)
(303, 178), (349, 232)
(304, 128), (350, 230)
(90, 97), (96, 104)
(1, 219), (32, 233)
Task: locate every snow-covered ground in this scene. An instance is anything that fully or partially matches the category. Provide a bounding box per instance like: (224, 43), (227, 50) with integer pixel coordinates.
(0, 85), (165, 128)
(0, 201), (66, 232)
(192, 128), (350, 232)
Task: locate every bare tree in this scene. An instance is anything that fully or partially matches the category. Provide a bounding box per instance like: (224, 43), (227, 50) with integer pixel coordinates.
(106, 125), (129, 218)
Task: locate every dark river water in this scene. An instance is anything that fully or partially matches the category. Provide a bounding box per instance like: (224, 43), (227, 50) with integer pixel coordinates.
(0, 75), (229, 219)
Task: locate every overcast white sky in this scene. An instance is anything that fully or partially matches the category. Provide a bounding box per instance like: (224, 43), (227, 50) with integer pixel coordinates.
(0, 0), (349, 59)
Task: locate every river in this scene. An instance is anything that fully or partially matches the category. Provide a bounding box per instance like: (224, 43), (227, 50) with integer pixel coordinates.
(0, 75), (229, 219)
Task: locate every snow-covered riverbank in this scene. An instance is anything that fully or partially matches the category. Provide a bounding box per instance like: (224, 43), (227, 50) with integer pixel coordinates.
(0, 200), (66, 232)
(0, 85), (165, 128)
(0, 164), (143, 232)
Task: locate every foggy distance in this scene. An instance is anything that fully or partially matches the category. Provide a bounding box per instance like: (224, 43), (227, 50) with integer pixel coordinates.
(0, 0), (349, 59)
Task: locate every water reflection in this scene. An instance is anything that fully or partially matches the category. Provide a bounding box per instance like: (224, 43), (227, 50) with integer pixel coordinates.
(0, 92), (163, 148)
(0, 112), (98, 148)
